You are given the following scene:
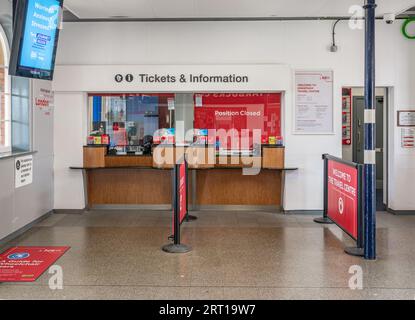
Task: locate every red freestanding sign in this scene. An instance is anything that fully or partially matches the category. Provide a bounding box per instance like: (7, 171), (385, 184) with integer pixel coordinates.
(172, 160), (188, 235)
(0, 246), (70, 282)
(163, 159), (191, 253)
(327, 160), (359, 239)
(178, 161), (187, 224)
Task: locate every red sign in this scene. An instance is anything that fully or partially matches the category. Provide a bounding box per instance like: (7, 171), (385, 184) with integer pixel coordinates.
(194, 93), (281, 147)
(327, 160), (359, 239)
(0, 246), (70, 282)
(178, 162), (187, 223)
(173, 162), (187, 234)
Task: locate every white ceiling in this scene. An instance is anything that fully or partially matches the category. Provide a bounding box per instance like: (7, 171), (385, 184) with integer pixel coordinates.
(64, 0), (415, 19)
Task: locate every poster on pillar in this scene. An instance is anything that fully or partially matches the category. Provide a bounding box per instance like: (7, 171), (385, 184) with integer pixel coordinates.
(294, 70), (334, 134)
(327, 160), (358, 240)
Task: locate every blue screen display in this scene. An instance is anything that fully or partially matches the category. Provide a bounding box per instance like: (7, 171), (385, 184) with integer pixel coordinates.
(19, 0), (60, 71)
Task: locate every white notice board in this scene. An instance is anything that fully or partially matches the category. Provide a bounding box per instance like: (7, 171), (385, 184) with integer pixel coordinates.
(294, 70), (334, 134)
(15, 155), (33, 188)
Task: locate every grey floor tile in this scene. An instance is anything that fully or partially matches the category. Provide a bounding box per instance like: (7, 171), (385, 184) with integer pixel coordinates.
(1, 210), (414, 299)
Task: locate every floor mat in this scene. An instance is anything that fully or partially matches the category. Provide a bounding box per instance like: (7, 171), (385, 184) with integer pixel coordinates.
(0, 246), (70, 282)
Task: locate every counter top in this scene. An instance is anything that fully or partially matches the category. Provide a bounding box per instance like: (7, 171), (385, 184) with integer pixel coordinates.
(70, 165), (298, 171)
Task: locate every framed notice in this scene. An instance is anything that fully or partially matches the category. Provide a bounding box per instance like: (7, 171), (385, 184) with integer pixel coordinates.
(397, 111), (415, 127)
(15, 155), (33, 188)
(294, 70), (334, 134)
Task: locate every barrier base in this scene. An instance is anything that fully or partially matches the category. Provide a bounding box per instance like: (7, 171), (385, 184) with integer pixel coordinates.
(186, 215), (198, 222)
(162, 243), (192, 254)
(313, 217), (334, 224)
(345, 247), (364, 257)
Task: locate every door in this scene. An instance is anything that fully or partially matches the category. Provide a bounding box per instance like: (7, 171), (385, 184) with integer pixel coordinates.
(352, 96), (365, 164)
(352, 96), (385, 210)
(375, 97), (384, 189)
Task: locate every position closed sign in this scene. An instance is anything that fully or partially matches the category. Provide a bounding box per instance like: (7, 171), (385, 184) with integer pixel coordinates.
(15, 155), (33, 188)
(327, 160), (358, 239)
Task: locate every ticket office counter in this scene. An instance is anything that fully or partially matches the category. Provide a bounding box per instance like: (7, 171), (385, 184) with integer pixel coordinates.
(74, 145), (294, 210)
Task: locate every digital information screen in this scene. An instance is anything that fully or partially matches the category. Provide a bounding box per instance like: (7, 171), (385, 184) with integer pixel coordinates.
(10, 0), (63, 80)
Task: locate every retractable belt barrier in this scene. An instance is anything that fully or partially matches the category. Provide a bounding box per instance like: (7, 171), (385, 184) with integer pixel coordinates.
(314, 154), (365, 257)
(162, 157), (192, 253)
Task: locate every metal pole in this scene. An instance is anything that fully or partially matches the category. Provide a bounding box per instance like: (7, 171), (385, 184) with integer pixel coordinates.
(314, 154), (334, 224)
(363, 0), (377, 260)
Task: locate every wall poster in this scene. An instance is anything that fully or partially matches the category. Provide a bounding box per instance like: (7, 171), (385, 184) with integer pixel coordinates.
(294, 70), (334, 134)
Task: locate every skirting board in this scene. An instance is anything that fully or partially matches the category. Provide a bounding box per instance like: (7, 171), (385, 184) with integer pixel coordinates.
(387, 208), (415, 216)
(0, 210), (53, 247)
(191, 205), (281, 212)
(284, 210), (324, 215)
(53, 209), (86, 214)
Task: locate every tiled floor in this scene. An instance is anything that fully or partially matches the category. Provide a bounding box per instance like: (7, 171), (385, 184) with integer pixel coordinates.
(1, 210), (415, 300)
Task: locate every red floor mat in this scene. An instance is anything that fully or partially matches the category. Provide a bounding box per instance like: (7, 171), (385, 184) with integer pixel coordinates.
(0, 246), (70, 282)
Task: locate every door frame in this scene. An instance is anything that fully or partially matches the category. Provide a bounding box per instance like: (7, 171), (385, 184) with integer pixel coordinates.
(346, 87), (390, 209)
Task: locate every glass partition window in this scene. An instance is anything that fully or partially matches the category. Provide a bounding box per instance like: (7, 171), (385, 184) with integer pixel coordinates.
(0, 20), (31, 155)
(0, 27), (10, 154)
(11, 76), (31, 152)
(193, 93), (282, 151)
(88, 93), (175, 150)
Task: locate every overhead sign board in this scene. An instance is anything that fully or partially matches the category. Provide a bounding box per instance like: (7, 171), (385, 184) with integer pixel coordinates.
(9, 0), (63, 80)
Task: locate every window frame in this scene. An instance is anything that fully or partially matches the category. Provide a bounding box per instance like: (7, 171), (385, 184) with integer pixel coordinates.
(0, 24), (11, 154)
(87, 93), (175, 148)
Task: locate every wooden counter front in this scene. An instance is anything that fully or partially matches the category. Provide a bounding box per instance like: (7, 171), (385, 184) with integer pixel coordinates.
(81, 145), (286, 209)
(105, 155), (153, 167)
(83, 146), (106, 168)
(87, 168), (172, 205)
(195, 169), (281, 206)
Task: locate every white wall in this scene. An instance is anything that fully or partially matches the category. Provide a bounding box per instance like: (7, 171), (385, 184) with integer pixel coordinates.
(0, 79), (54, 241)
(53, 20), (415, 211)
(53, 92), (86, 209)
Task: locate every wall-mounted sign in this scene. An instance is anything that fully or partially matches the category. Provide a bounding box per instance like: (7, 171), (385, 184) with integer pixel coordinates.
(401, 128), (415, 148)
(33, 81), (54, 116)
(53, 65), (291, 93)
(294, 70), (334, 134)
(15, 155), (33, 188)
(397, 110), (415, 127)
(114, 73), (249, 84)
(342, 88), (352, 145)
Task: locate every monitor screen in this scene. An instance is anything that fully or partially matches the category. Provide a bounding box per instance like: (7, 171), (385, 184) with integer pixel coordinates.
(9, 0), (63, 80)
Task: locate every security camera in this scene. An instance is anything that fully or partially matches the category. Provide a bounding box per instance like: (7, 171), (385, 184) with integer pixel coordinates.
(383, 13), (396, 24)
